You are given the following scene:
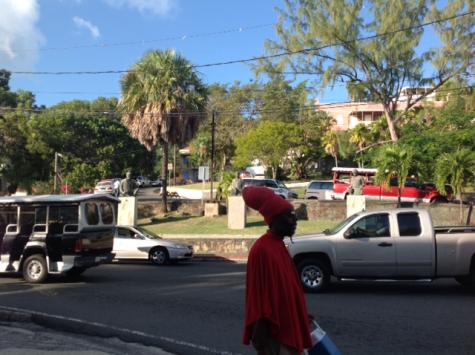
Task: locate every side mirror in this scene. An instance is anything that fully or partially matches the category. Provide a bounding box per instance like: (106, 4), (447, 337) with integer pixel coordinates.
(343, 229), (353, 239)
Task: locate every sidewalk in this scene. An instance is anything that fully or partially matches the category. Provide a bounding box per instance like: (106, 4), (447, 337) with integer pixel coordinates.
(0, 307), (175, 355)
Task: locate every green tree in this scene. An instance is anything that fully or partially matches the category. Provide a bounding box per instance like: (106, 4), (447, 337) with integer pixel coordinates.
(234, 121), (299, 179)
(27, 98), (153, 192)
(263, 0), (474, 141)
(322, 131), (339, 167)
(119, 49), (207, 212)
(374, 145), (414, 206)
(349, 124), (371, 167)
(435, 148), (475, 224)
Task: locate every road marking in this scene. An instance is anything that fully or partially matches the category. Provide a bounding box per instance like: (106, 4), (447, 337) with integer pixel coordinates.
(0, 306), (242, 355)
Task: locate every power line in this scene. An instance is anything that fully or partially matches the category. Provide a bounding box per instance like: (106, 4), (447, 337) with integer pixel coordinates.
(18, 23), (274, 53)
(1, 85), (472, 117)
(10, 11), (474, 76)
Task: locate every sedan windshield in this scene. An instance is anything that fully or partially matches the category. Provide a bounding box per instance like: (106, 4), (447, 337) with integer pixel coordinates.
(135, 226), (162, 239)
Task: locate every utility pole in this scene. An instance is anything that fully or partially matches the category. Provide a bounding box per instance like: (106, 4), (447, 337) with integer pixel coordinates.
(54, 152), (63, 194)
(210, 111), (216, 201)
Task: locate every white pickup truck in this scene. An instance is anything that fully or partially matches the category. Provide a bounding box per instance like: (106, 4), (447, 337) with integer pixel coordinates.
(287, 208), (475, 292)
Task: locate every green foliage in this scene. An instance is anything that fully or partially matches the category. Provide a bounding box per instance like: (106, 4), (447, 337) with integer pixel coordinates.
(26, 98), (154, 191)
(374, 145), (414, 204)
(263, 0), (474, 141)
(435, 149), (475, 199)
(31, 180), (53, 195)
(435, 148), (475, 223)
(66, 163), (101, 192)
(234, 121), (300, 179)
(215, 171), (235, 202)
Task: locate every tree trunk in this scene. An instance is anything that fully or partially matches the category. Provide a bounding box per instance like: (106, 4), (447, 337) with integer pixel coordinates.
(334, 154), (338, 167)
(383, 108), (399, 142)
(161, 143), (168, 213)
(398, 186), (402, 207)
(272, 166), (277, 179)
(459, 197), (464, 225)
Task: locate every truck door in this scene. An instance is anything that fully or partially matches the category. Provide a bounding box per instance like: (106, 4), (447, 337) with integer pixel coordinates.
(0, 206), (19, 271)
(394, 212), (434, 277)
(336, 213), (396, 277)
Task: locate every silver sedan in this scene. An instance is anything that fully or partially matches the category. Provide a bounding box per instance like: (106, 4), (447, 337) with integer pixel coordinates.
(113, 225), (193, 265)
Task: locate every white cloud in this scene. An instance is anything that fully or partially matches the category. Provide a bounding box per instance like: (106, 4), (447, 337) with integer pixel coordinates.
(0, 0), (44, 70)
(103, 0), (175, 16)
(73, 16), (101, 39)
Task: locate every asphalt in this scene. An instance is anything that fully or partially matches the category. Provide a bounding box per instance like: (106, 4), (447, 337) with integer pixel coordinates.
(0, 256), (246, 355)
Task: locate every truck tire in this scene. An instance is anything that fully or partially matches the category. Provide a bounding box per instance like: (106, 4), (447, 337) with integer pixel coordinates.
(297, 259), (331, 293)
(22, 254), (48, 284)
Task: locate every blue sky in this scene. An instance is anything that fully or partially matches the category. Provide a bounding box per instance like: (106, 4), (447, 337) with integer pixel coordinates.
(1, 0), (451, 108)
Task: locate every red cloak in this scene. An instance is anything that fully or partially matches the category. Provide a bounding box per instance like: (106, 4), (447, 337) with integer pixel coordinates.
(243, 230), (312, 352)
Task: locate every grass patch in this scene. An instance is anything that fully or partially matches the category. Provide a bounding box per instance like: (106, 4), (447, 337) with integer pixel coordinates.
(138, 215), (336, 235)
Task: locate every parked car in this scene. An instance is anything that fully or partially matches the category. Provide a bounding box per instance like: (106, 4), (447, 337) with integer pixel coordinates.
(0, 194), (116, 283)
(241, 178), (298, 199)
(331, 167), (451, 203)
(287, 208), (475, 293)
(150, 178), (162, 187)
(135, 176), (151, 188)
(304, 180), (334, 200)
(94, 179), (120, 195)
(113, 225), (193, 265)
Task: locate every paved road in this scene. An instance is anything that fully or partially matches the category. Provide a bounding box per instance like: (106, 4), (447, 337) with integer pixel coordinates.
(0, 262), (474, 354)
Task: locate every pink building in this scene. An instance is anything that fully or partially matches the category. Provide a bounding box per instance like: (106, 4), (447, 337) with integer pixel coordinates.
(316, 88), (445, 131)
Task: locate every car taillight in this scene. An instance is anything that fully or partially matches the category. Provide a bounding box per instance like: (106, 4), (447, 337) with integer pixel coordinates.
(74, 239), (83, 253)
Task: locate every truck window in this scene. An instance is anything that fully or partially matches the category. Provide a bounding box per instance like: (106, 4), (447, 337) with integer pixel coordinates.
(351, 214), (390, 238)
(397, 212), (422, 236)
(100, 203), (114, 224)
(85, 203), (99, 225)
(49, 205), (79, 234)
(0, 206), (18, 237)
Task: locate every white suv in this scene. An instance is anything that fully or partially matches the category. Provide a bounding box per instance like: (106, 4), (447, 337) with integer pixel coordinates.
(241, 179), (298, 199)
(304, 180), (334, 200)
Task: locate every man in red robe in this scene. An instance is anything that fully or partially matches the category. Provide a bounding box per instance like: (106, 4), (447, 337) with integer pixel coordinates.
(242, 186), (312, 355)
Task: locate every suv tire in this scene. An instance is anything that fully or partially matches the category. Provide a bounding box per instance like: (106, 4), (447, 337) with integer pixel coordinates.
(23, 254), (48, 283)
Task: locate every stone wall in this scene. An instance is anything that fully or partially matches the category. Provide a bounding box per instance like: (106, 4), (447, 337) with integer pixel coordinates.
(139, 199), (474, 226)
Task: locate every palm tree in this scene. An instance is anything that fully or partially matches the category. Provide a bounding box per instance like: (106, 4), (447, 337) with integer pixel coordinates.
(374, 145), (414, 207)
(119, 49), (207, 212)
(322, 131), (339, 167)
(435, 148), (475, 224)
(349, 124), (370, 167)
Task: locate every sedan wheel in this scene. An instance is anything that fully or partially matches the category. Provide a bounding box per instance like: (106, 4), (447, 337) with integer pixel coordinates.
(150, 248), (169, 265)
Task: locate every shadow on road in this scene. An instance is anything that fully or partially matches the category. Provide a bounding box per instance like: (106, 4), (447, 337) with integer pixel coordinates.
(322, 280), (474, 296)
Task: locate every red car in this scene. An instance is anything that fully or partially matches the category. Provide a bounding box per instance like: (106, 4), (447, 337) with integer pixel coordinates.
(331, 167), (451, 204)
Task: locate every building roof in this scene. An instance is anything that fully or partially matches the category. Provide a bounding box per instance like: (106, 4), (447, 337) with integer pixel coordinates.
(0, 194), (119, 205)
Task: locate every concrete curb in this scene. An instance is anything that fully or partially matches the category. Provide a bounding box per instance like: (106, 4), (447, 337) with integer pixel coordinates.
(0, 306), (233, 355)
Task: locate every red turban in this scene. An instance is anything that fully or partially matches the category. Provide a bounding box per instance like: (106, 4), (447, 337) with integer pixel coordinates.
(242, 186), (294, 225)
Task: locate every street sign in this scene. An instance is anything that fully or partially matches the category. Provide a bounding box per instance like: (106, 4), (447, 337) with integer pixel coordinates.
(168, 163), (173, 170)
(198, 166), (209, 181)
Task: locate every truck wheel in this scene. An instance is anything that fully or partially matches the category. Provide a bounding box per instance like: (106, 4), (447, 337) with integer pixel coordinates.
(297, 259), (331, 293)
(22, 254), (48, 283)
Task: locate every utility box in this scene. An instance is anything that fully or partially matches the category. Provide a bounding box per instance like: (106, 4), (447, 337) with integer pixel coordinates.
(346, 195), (366, 217)
(118, 196), (137, 226)
(228, 196), (247, 229)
